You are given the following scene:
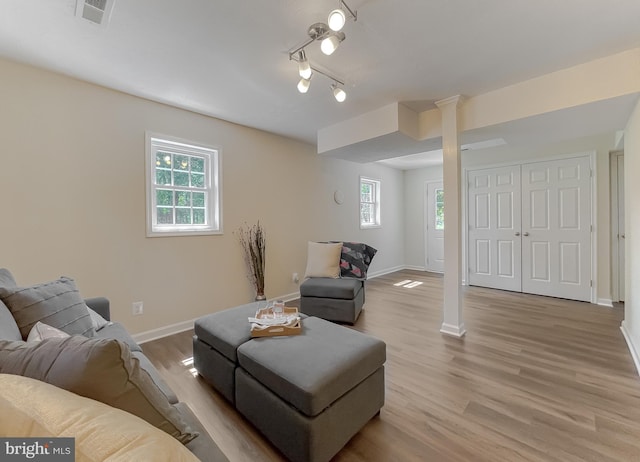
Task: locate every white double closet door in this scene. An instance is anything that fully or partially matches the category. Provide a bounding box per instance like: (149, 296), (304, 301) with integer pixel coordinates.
(468, 156), (592, 302)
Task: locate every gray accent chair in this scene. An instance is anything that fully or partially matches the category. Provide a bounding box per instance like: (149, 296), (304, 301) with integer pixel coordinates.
(299, 277), (365, 324)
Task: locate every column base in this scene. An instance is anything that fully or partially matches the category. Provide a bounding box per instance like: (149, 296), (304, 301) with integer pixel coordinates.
(440, 322), (467, 338)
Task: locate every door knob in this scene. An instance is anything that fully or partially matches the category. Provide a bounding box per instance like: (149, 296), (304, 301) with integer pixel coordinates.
(523, 232), (530, 236)
(621, 234), (625, 239)
(515, 232), (520, 236)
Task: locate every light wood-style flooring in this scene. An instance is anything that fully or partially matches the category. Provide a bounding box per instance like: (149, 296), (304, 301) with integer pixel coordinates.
(143, 270), (640, 462)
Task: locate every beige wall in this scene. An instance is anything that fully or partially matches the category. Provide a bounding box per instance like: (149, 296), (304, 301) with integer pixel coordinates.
(402, 133), (618, 303)
(623, 98), (640, 369)
(0, 58), (404, 335)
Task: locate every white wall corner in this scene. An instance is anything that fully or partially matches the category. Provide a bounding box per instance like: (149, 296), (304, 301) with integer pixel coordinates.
(398, 104), (420, 140)
(620, 320), (640, 376)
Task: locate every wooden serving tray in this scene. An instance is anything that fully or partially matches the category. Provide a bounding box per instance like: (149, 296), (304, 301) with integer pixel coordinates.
(250, 306), (302, 338)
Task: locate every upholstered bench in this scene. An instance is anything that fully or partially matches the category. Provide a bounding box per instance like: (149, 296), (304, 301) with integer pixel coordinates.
(193, 305), (386, 462)
(300, 277), (365, 324)
(192, 302), (266, 403)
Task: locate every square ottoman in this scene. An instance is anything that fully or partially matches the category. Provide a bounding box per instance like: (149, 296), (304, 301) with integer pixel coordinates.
(235, 317), (386, 462)
(299, 277), (365, 324)
(192, 302), (264, 403)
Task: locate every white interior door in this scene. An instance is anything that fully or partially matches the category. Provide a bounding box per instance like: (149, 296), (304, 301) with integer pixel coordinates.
(617, 155), (625, 301)
(468, 165), (522, 292)
(521, 157), (592, 301)
(425, 182), (444, 273)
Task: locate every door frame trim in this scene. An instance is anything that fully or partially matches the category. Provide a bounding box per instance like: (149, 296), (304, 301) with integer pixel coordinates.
(610, 150), (624, 302)
(463, 150), (597, 303)
(424, 180), (444, 273)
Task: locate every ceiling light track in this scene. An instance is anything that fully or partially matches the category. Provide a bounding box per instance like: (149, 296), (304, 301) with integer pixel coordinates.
(286, 0), (357, 103)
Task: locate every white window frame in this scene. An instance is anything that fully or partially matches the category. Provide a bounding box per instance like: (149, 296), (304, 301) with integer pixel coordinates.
(145, 132), (222, 237)
(360, 176), (381, 229)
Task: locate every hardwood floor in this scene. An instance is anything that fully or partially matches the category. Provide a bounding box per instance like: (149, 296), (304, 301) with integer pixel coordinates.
(143, 270), (640, 462)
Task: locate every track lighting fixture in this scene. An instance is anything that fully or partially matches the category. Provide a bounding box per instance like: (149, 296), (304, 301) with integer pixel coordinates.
(332, 83), (346, 102)
(320, 32), (345, 56)
(297, 77), (311, 93)
(287, 0), (357, 102)
(297, 50), (312, 79)
(327, 8), (346, 32)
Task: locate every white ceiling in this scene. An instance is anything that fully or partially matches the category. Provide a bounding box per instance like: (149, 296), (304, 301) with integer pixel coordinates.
(0, 0), (639, 165)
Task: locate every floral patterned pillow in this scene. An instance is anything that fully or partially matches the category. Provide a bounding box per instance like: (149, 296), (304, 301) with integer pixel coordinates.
(332, 242), (377, 279)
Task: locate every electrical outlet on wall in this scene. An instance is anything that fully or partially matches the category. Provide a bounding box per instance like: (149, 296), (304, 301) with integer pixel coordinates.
(132, 301), (144, 316)
(292, 272), (299, 284)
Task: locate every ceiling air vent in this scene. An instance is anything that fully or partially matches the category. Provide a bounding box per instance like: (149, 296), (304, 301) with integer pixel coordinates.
(76, 0), (115, 26)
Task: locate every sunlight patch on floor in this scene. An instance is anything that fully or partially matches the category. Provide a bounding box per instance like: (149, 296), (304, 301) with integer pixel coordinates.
(393, 280), (423, 288)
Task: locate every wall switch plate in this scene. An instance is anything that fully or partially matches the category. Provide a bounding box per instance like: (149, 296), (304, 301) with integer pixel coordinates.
(132, 301), (143, 316)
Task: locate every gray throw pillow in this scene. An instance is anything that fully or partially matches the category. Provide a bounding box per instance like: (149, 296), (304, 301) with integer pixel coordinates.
(0, 277), (94, 340)
(0, 336), (198, 444)
(0, 268), (17, 288)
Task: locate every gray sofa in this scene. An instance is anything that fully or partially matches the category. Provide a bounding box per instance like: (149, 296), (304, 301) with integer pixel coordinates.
(0, 269), (227, 462)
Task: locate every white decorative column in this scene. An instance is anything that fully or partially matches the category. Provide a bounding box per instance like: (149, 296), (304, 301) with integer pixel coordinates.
(435, 95), (466, 337)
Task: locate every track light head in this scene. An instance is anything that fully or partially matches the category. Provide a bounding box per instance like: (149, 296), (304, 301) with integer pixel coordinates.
(297, 77), (311, 93)
(321, 32), (345, 55)
(328, 8), (346, 31)
(297, 50), (312, 79)
(331, 83), (346, 102)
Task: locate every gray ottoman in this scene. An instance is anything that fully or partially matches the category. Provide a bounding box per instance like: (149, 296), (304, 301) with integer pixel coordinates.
(193, 302), (263, 403)
(299, 277), (365, 324)
(235, 317), (385, 462)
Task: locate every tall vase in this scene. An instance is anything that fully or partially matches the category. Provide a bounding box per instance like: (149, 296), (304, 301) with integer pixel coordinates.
(255, 292), (266, 301)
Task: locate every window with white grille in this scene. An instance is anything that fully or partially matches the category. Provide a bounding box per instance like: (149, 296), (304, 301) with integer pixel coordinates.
(146, 134), (222, 236)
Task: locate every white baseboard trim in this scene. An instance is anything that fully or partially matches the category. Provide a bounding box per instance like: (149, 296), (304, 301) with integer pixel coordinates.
(367, 265), (406, 279)
(621, 320), (640, 376)
(597, 298), (613, 307)
(134, 266), (418, 345)
(134, 318), (195, 344)
(134, 291), (302, 345)
(403, 265), (427, 272)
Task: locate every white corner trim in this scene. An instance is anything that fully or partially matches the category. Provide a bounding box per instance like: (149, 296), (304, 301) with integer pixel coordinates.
(597, 298), (613, 307)
(440, 322), (467, 338)
(134, 318), (195, 344)
(621, 320), (640, 376)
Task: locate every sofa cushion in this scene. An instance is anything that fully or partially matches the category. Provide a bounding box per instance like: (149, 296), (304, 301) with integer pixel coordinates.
(0, 277), (94, 340)
(0, 374), (200, 462)
(26, 321), (70, 342)
(300, 277), (363, 299)
(93, 321), (142, 352)
(133, 350), (179, 404)
(237, 317), (386, 417)
(303, 242), (342, 279)
(0, 336), (197, 444)
(0, 269), (21, 341)
(88, 307), (112, 331)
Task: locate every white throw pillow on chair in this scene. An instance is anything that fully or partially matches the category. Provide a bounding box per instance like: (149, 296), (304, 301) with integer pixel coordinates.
(304, 242), (343, 279)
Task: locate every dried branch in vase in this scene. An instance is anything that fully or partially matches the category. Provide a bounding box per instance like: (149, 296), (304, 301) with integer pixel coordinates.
(236, 221), (266, 299)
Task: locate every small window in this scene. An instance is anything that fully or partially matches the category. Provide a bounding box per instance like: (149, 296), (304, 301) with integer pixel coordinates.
(360, 177), (381, 228)
(146, 133), (222, 236)
(435, 188), (444, 230)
